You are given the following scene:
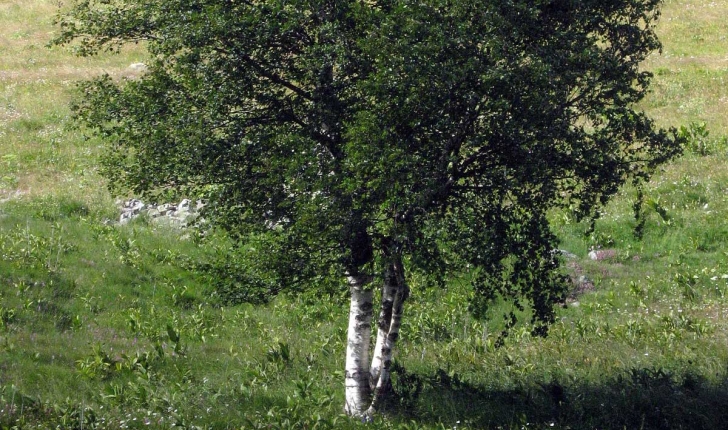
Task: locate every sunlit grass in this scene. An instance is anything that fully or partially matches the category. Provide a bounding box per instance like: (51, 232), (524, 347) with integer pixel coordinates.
(640, 0), (728, 135)
(0, 0), (145, 203)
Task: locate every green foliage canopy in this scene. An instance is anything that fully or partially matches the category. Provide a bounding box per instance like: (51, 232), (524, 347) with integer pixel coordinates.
(54, 0), (682, 332)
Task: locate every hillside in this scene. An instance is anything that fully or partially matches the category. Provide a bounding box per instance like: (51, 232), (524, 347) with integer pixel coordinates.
(2, 1), (728, 429)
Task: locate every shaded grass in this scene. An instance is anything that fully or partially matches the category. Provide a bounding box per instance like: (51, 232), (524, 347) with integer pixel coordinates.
(399, 367), (728, 429)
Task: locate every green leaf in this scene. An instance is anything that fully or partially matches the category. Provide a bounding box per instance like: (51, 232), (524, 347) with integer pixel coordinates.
(166, 323), (179, 344)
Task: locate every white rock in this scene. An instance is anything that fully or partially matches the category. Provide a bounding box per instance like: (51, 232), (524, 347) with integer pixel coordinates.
(127, 62), (147, 73)
(115, 197), (205, 229)
(557, 249), (578, 259)
(588, 249), (617, 261)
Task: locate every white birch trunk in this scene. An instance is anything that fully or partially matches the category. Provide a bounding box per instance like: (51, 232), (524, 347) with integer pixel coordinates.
(367, 258), (409, 414)
(369, 266), (396, 387)
(344, 274), (374, 416)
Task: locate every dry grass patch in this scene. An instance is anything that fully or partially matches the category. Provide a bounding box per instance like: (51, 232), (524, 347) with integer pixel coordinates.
(0, 0), (145, 202)
(641, 0), (728, 135)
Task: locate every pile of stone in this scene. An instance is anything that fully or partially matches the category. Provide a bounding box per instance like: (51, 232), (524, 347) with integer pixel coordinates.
(118, 198), (204, 227)
(587, 249), (617, 261)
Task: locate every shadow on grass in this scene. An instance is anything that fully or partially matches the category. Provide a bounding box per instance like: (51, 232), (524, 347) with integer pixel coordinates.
(387, 364), (728, 429)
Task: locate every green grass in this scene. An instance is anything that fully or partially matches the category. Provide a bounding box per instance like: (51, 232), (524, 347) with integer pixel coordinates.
(2, 0), (728, 429)
(2, 184), (728, 429)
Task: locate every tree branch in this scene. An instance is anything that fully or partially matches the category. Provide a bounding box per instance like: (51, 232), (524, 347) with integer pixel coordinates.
(238, 53), (313, 101)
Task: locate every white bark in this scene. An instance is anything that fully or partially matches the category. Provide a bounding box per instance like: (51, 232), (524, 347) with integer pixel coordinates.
(369, 266), (396, 387)
(344, 274), (374, 416)
(367, 258), (408, 414)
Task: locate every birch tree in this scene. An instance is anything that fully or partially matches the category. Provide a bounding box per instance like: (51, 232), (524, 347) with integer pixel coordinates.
(54, 0), (682, 417)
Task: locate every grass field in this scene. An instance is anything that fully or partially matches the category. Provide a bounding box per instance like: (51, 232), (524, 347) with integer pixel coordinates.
(2, 1), (728, 429)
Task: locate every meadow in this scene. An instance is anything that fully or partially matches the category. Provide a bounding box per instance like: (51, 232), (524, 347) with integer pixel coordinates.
(2, 0), (728, 428)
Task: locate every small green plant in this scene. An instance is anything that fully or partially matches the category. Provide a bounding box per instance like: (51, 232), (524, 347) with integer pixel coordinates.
(0, 307), (16, 329)
(0, 222), (75, 272)
(167, 322), (185, 356)
(185, 305), (217, 342)
(266, 341), (291, 368)
(127, 307), (154, 338)
(644, 196), (671, 223)
(76, 344), (116, 380)
(92, 222), (148, 269)
(588, 230), (615, 249)
(79, 292), (102, 313)
(678, 121), (727, 156)
(170, 283), (197, 309)
(51, 401), (98, 430)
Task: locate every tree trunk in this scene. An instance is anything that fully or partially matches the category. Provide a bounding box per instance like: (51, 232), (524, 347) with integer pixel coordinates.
(369, 265), (396, 387)
(367, 256), (409, 415)
(344, 274), (374, 416)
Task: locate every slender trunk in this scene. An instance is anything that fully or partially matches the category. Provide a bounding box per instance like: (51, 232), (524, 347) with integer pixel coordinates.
(370, 265), (396, 388)
(344, 274), (374, 416)
(367, 256), (409, 415)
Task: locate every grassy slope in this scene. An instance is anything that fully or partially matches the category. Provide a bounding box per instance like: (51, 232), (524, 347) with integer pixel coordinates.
(2, 1), (728, 429)
(641, 0), (728, 135)
(0, 0), (145, 202)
